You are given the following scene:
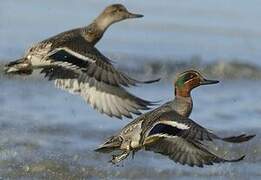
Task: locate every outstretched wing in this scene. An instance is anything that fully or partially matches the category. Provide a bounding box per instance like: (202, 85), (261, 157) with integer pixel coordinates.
(37, 39), (160, 119)
(46, 39), (160, 87)
(40, 65), (155, 119)
(151, 111), (255, 143)
(145, 136), (244, 167)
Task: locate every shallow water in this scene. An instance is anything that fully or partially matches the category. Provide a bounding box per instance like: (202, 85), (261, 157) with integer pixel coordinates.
(0, 74), (260, 179)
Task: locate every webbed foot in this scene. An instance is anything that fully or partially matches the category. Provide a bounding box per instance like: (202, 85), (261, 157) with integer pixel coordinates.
(109, 151), (130, 164)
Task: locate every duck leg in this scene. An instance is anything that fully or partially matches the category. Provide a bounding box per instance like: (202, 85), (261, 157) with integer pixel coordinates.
(110, 151), (130, 164)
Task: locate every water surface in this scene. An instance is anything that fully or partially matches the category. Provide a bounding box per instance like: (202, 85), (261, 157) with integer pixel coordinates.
(0, 75), (260, 179)
(1, 0), (261, 63)
(1, 1), (261, 179)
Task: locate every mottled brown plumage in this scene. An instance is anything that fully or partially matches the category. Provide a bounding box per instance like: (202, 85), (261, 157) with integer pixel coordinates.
(4, 4), (160, 119)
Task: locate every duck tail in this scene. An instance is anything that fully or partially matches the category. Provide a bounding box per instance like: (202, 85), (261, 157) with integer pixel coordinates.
(4, 58), (32, 75)
(95, 136), (122, 153)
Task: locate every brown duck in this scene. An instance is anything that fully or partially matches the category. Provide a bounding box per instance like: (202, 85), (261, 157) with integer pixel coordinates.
(4, 4), (160, 119)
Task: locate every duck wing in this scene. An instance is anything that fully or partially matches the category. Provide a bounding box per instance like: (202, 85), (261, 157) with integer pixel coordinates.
(40, 64), (155, 119)
(142, 111), (255, 143)
(45, 37), (160, 87)
(144, 136), (245, 167)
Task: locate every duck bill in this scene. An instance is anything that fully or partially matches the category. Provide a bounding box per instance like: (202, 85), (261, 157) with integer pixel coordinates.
(127, 12), (144, 18)
(200, 79), (219, 85)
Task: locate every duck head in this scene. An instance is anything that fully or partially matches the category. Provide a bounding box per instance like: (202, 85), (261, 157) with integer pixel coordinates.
(174, 70), (219, 97)
(95, 4), (143, 30)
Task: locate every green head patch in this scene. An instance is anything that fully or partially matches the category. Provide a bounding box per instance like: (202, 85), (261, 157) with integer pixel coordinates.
(175, 71), (198, 88)
(175, 75), (186, 88)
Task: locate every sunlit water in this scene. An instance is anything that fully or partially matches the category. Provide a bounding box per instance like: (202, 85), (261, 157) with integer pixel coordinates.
(1, 0), (261, 179)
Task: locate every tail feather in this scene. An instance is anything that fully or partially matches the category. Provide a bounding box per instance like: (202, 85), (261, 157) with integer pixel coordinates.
(95, 136), (122, 153)
(5, 58), (32, 75)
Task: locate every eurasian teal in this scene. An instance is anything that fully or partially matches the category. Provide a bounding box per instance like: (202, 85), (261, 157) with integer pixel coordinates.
(95, 70), (255, 167)
(170, 70), (219, 117)
(4, 4), (160, 119)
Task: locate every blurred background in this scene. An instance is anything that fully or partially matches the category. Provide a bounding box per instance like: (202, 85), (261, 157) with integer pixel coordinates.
(0, 0), (261, 179)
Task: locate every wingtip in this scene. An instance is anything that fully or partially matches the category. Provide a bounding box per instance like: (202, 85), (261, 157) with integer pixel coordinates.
(141, 78), (161, 84)
(228, 155), (246, 162)
(222, 134), (256, 143)
(139, 98), (162, 107)
(248, 134), (256, 139)
(148, 99), (162, 106)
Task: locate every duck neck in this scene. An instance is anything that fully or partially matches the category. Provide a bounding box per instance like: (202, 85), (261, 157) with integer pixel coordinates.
(175, 86), (191, 98)
(173, 87), (193, 117)
(82, 15), (112, 46)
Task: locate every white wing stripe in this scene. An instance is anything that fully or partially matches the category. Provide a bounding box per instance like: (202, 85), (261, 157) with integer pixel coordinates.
(159, 121), (189, 130)
(47, 47), (96, 63)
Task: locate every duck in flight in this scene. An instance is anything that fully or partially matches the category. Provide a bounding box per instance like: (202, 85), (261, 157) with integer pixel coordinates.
(95, 70), (255, 166)
(4, 4), (160, 119)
